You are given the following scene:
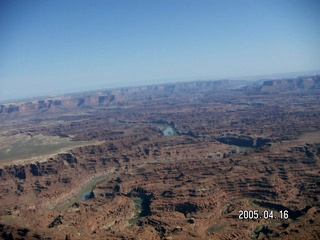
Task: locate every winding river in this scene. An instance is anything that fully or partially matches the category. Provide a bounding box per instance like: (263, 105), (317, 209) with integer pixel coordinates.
(53, 172), (114, 210)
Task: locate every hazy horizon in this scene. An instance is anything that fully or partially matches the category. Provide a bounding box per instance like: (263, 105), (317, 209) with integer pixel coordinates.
(1, 0), (320, 101)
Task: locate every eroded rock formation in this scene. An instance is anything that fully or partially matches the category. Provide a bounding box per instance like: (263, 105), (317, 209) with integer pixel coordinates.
(0, 77), (319, 239)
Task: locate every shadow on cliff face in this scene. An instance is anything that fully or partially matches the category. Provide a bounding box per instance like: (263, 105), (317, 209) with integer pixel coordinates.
(82, 191), (95, 201)
(216, 136), (271, 148)
(128, 187), (152, 224)
(140, 197), (151, 217)
(174, 202), (199, 217)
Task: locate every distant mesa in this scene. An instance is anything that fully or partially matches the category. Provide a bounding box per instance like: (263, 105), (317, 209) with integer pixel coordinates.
(0, 94), (117, 114)
(259, 76), (320, 93)
(0, 75), (319, 115)
(0, 80), (247, 115)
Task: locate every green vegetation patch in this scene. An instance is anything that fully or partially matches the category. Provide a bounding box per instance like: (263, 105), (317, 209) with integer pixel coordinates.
(251, 224), (265, 239)
(0, 134), (91, 161)
(128, 198), (143, 225)
(206, 224), (225, 233)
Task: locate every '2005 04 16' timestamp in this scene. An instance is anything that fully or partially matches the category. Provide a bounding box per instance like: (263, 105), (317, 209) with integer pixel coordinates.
(238, 210), (289, 220)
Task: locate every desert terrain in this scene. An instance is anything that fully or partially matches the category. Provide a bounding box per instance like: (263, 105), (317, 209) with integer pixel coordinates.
(0, 76), (319, 239)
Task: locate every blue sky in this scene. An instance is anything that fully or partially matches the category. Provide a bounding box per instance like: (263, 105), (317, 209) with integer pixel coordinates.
(1, 0), (320, 101)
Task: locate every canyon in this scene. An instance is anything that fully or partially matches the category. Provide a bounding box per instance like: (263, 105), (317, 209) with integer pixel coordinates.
(0, 76), (319, 239)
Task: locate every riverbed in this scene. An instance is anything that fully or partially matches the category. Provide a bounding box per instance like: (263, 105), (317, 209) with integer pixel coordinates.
(53, 173), (113, 211)
(162, 126), (175, 136)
